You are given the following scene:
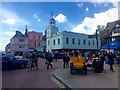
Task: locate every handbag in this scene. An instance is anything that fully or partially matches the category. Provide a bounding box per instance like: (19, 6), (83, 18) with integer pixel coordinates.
(45, 61), (48, 64)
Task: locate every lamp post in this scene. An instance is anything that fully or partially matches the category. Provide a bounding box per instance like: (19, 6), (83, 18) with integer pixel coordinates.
(96, 29), (99, 50)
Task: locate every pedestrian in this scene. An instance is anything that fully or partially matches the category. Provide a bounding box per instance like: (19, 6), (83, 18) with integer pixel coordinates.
(89, 51), (93, 61)
(63, 52), (67, 68)
(85, 51), (89, 62)
(99, 51), (105, 71)
(34, 51), (39, 69)
(47, 52), (53, 69)
(108, 52), (114, 72)
(54, 52), (58, 62)
(45, 52), (48, 65)
(66, 53), (70, 68)
(29, 51), (37, 70)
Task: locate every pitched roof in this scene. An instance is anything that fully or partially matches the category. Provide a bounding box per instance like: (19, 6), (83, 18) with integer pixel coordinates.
(13, 31), (24, 38)
(105, 20), (120, 35)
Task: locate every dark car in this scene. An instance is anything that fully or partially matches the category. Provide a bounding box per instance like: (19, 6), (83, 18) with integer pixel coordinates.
(2, 54), (28, 70)
(38, 51), (44, 58)
(57, 53), (64, 59)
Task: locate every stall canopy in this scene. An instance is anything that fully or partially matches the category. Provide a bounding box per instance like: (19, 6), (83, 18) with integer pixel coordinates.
(100, 41), (120, 49)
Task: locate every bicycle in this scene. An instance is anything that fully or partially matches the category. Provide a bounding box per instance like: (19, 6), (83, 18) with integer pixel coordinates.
(28, 59), (39, 71)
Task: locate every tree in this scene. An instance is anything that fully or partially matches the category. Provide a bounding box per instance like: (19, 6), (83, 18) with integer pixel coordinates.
(96, 25), (107, 45)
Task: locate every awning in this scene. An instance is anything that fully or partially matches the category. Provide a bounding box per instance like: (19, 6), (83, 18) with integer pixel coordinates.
(100, 41), (120, 49)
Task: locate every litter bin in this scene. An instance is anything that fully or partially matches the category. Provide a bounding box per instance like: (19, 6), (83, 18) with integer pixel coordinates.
(93, 58), (102, 73)
(117, 56), (120, 64)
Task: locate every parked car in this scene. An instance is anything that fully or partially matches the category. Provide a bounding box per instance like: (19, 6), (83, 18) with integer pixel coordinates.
(57, 53), (64, 59)
(38, 51), (44, 58)
(2, 54), (28, 70)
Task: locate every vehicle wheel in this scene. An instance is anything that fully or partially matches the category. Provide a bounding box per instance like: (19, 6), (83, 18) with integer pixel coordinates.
(21, 64), (25, 69)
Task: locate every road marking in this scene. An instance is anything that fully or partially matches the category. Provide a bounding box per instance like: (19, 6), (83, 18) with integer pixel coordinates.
(51, 75), (67, 88)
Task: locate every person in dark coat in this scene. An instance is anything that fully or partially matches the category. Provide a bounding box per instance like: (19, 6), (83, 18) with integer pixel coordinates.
(63, 53), (67, 68)
(108, 52), (114, 72)
(30, 51), (37, 70)
(54, 52), (58, 62)
(99, 51), (105, 71)
(66, 53), (70, 68)
(45, 52), (48, 64)
(47, 52), (53, 69)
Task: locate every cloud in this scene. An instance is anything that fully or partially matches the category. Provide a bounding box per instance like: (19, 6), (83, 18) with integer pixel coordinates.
(1, 31), (15, 36)
(33, 13), (41, 22)
(1, 8), (29, 25)
(76, 0), (118, 7)
(2, 18), (16, 25)
(0, 31), (16, 51)
(87, 0), (118, 7)
(33, 13), (39, 19)
(0, 43), (6, 51)
(55, 13), (68, 23)
(77, 3), (83, 8)
(0, 38), (11, 51)
(72, 7), (118, 35)
(104, 3), (108, 7)
(38, 19), (41, 22)
(85, 7), (89, 12)
(9, 28), (13, 31)
(28, 29), (34, 32)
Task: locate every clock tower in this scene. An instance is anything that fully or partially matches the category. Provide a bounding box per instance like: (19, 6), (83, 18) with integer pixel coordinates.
(46, 12), (58, 52)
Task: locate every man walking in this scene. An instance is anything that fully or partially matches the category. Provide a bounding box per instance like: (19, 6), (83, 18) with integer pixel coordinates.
(63, 52), (67, 68)
(47, 51), (53, 69)
(30, 51), (37, 70)
(108, 52), (114, 72)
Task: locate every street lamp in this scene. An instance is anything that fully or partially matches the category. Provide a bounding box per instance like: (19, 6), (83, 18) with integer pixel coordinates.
(96, 29), (99, 50)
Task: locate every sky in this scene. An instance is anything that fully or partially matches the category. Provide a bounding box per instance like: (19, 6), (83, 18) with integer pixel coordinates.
(0, 0), (119, 51)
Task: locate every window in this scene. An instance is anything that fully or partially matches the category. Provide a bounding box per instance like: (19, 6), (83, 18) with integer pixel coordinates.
(66, 38), (69, 44)
(38, 34), (41, 39)
(18, 45), (25, 48)
(83, 39), (86, 45)
(58, 38), (60, 44)
(19, 38), (25, 42)
(88, 40), (90, 45)
(29, 42), (32, 47)
(48, 40), (50, 45)
(119, 28), (120, 33)
(34, 42), (36, 46)
(53, 39), (55, 45)
(118, 28), (120, 33)
(114, 28), (118, 34)
(34, 35), (37, 39)
(72, 38), (75, 44)
(93, 40), (95, 45)
(78, 39), (80, 45)
(30, 34), (32, 39)
(38, 42), (40, 46)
